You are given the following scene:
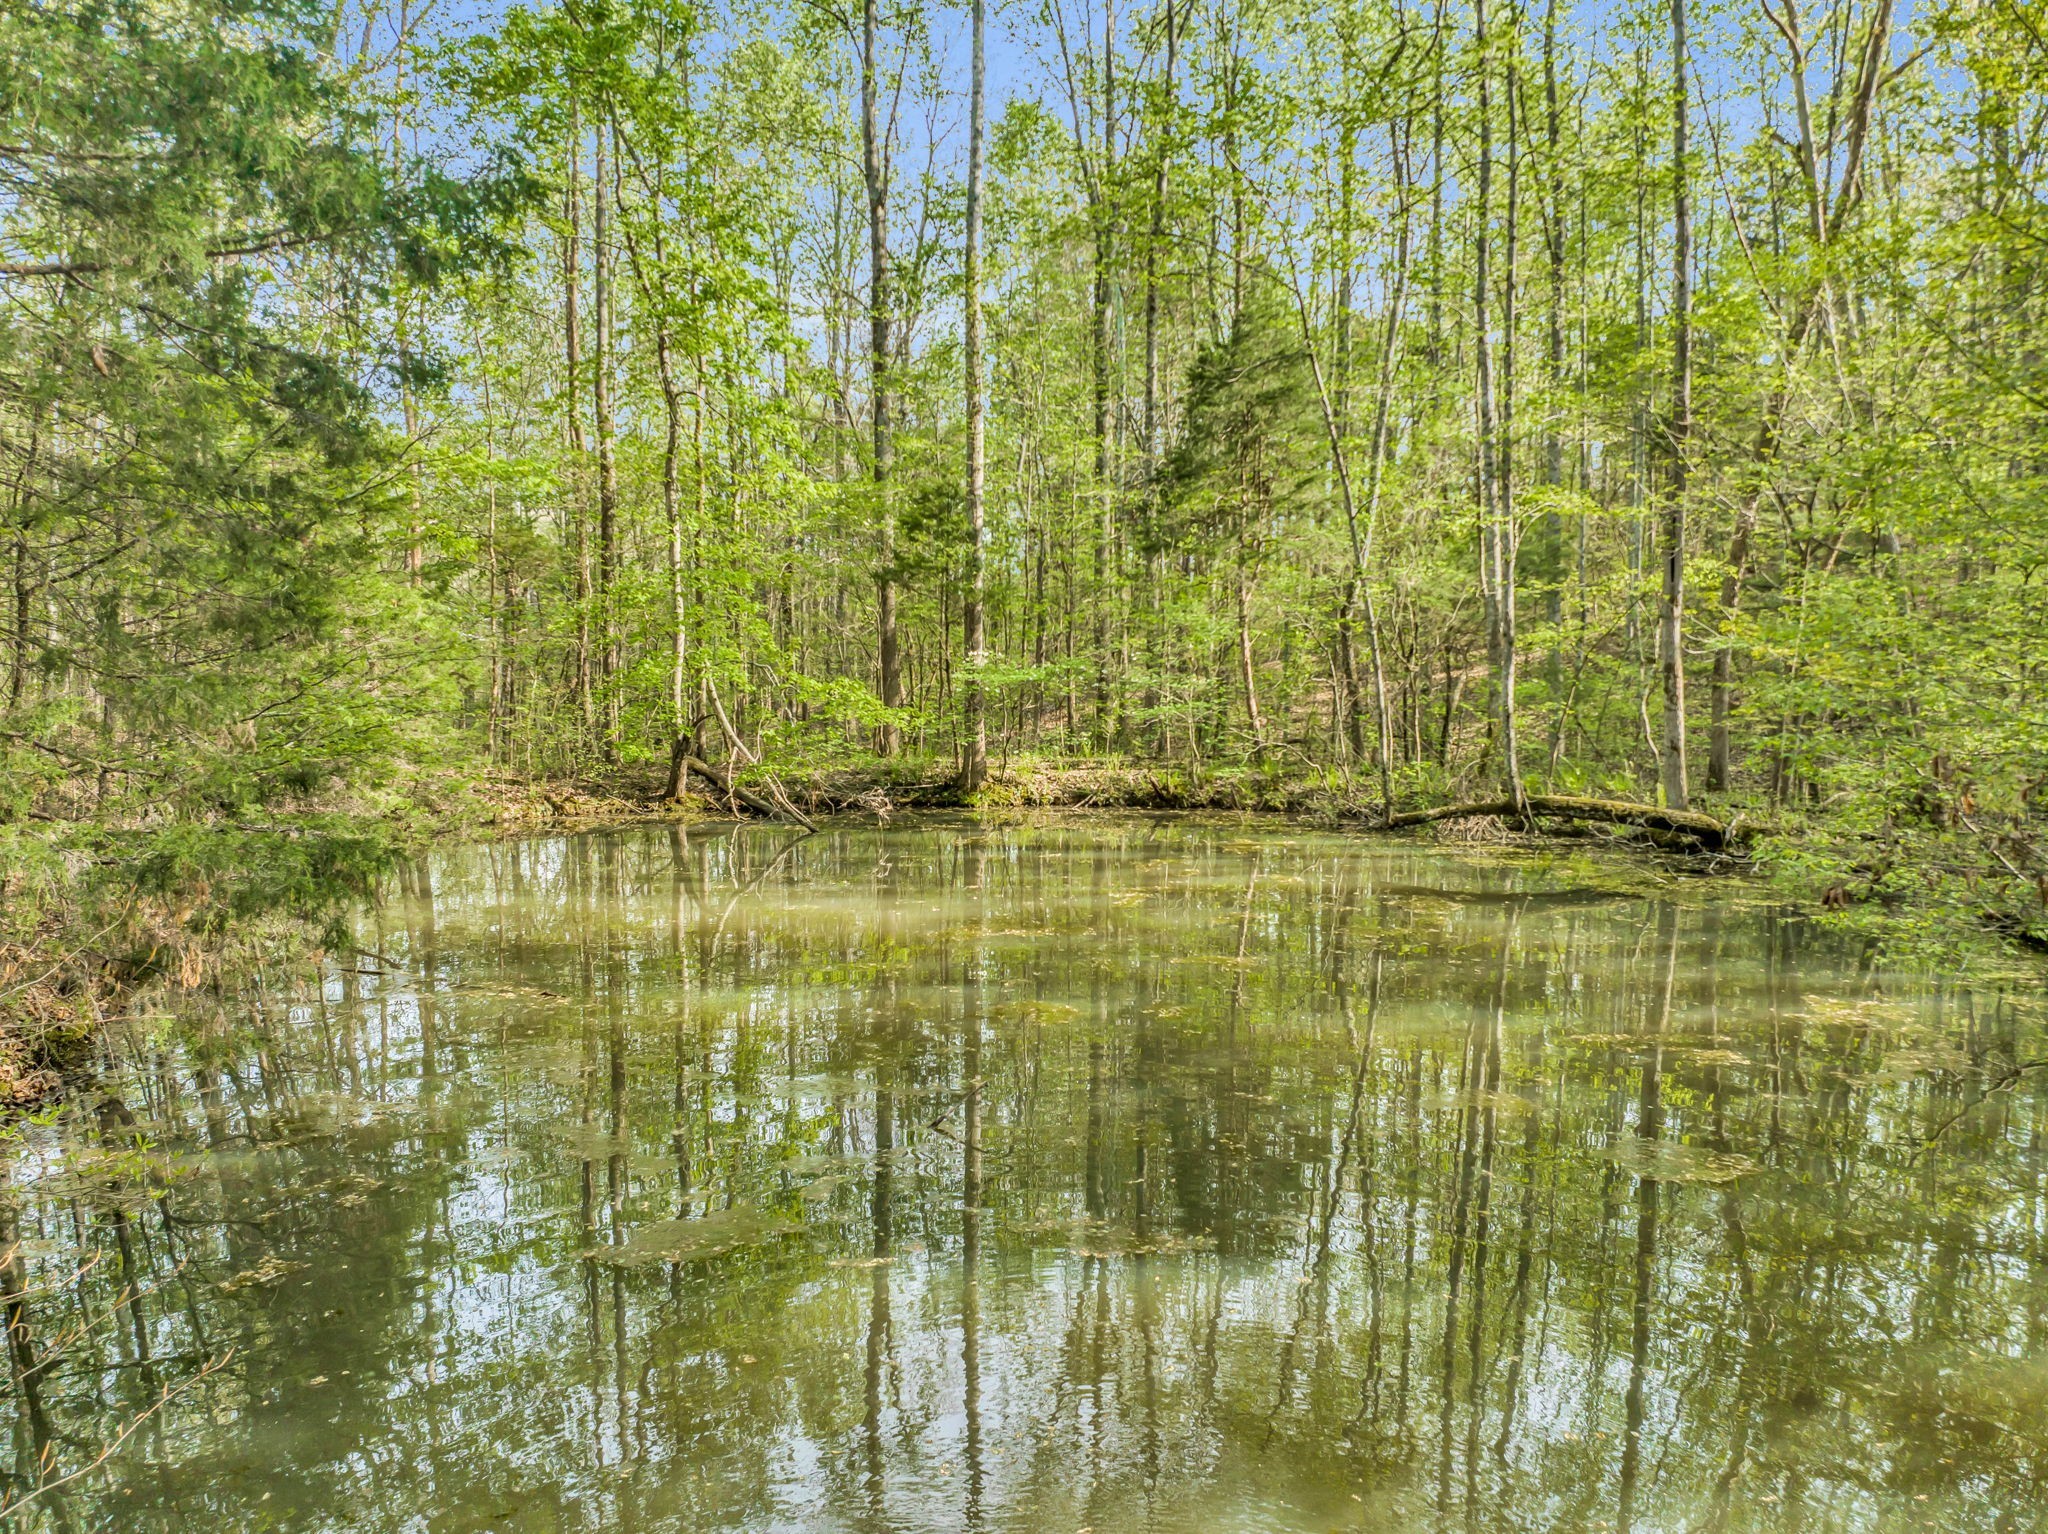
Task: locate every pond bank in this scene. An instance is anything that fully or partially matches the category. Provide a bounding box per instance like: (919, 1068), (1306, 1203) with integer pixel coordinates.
(2, 755), (2039, 1114)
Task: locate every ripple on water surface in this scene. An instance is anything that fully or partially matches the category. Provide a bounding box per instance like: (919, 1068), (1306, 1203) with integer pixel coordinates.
(4, 817), (2044, 1532)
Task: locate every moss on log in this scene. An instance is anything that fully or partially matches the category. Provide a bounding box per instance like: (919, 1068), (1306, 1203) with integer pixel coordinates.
(1381, 794), (1742, 850)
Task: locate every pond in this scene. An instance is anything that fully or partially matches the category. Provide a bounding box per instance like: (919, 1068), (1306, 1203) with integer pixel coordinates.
(2, 818), (2044, 1531)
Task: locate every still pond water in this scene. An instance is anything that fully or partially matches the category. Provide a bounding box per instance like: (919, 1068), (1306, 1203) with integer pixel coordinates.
(4, 818), (2045, 1532)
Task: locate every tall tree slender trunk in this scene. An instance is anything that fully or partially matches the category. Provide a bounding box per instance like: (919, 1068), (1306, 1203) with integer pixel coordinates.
(1426, 0), (1447, 368)
(608, 64), (698, 797)
(628, 252), (690, 797)
(1140, 0), (1175, 755)
(593, 119), (621, 762)
(652, 323), (690, 795)
(1236, 572), (1265, 753)
(7, 528), (27, 710)
(393, 0), (422, 584)
(960, 0), (988, 792)
(1292, 130), (1410, 815)
(1661, 0), (1691, 809)
(400, 310), (422, 580)
(1474, 0), (1525, 810)
(564, 110), (594, 747)
(7, 425), (37, 710)
(1706, 505), (1753, 791)
(692, 360), (708, 702)
(1092, 0), (1118, 749)
(1358, 137), (1413, 803)
(476, 335), (502, 760)
(1333, 35), (1364, 759)
(1143, 0), (1173, 467)
(1541, 0), (1567, 656)
(1502, 29), (1525, 791)
(860, 0), (901, 754)
(1627, 49), (1648, 660)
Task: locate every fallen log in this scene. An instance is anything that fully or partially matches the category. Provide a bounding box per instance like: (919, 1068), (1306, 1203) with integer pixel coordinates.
(666, 748), (809, 826)
(1381, 794), (1742, 851)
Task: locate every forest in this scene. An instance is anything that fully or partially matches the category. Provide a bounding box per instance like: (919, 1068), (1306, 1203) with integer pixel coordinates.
(4, 0), (2048, 1002)
(5, 2), (2048, 1523)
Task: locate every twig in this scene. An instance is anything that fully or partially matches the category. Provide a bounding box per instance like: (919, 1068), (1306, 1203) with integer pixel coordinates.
(1914, 1059), (2048, 1158)
(1959, 812), (2033, 885)
(757, 772), (818, 831)
(0, 1349), (235, 1519)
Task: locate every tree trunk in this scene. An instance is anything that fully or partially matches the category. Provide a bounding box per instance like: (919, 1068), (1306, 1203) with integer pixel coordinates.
(1291, 128), (1410, 813)
(1660, 0), (1691, 810)
(593, 118), (621, 763)
(1474, 0), (1525, 812)
(1706, 502), (1752, 791)
(476, 336), (503, 761)
(861, 0), (900, 754)
(644, 318), (686, 779)
(1382, 793), (1740, 850)
(1357, 135), (1412, 806)
(7, 427), (35, 709)
(1139, 0), (1175, 756)
(1236, 573), (1265, 755)
(1542, 0), (1567, 652)
(564, 109), (594, 747)
(960, 0), (988, 793)
(1091, 0), (1118, 750)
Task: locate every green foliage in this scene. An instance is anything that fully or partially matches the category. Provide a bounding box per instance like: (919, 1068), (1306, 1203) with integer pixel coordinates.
(116, 820), (394, 941)
(1, 0), (2044, 972)
(1, 0), (523, 828)
(1159, 272), (1323, 558)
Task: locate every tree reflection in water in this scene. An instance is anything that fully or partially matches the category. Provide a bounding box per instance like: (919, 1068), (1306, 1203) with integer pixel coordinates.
(0, 818), (2042, 1531)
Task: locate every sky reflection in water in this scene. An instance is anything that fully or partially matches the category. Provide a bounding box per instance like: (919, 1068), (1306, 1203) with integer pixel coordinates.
(3, 818), (2044, 1532)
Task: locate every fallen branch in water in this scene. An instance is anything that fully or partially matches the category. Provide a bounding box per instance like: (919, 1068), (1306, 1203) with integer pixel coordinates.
(755, 771), (819, 830)
(1913, 1058), (2048, 1158)
(673, 754), (811, 825)
(1379, 794), (1743, 851)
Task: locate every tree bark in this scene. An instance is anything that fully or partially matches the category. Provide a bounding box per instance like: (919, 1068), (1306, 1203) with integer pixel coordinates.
(593, 118), (621, 762)
(1236, 572), (1265, 755)
(1660, 0), (1692, 810)
(1541, 0), (1567, 652)
(7, 425), (35, 709)
(1091, 0), (1117, 749)
(1139, 0), (1176, 756)
(959, 0), (988, 792)
(1474, 0), (1526, 812)
(564, 108), (594, 747)
(1382, 793), (1741, 849)
(860, 0), (900, 754)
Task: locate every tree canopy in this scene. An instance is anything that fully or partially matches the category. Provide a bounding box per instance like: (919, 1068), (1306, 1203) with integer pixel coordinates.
(3, 0), (2045, 956)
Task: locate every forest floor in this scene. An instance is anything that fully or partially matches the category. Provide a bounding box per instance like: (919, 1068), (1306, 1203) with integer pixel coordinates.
(532, 754), (1744, 853)
(420, 756), (1396, 831)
